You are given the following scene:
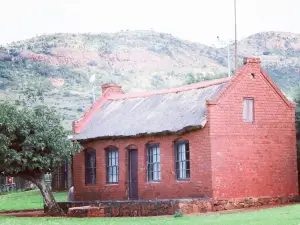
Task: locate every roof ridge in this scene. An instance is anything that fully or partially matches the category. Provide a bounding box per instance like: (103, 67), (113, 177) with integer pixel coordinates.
(109, 77), (231, 100)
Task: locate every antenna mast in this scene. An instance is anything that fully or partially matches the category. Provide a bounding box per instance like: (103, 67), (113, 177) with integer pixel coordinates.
(234, 0), (238, 72)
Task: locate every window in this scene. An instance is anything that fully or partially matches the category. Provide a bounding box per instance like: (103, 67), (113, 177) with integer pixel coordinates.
(85, 149), (96, 185)
(243, 98), (254, 122)
(146, 144), (161, 182)
(175, 141), (190, 180)
(106, 148), (119, 184)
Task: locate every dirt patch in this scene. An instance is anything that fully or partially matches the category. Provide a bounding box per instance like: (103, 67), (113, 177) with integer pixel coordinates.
(188, 202), (297, 216)
(0, 210), (46, 217)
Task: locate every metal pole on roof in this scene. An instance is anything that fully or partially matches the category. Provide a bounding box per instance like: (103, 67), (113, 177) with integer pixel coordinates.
(234, 0), (238, 72)
(89, 74), (96, 104)
(217, 37), (231, 77)
(227, 42), (231, 77)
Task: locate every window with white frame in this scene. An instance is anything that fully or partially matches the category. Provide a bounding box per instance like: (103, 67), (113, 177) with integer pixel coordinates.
(175, 141), (190, 180)
(106, 147), (119, 184)
(243, 98), (254, 122)
(147, 144), (161, 182)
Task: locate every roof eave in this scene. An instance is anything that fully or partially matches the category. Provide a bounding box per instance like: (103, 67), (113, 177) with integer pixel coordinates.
(73, 120), (207, 142)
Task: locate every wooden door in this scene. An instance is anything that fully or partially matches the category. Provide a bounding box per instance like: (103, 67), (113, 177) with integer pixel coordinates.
(128, 150), (138, 199)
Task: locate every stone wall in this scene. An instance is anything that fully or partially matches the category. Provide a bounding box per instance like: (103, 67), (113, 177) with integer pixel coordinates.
(49, 195), (298, 217)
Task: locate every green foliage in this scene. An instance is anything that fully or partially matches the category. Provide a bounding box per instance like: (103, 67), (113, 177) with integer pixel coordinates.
(0, 84), (82, 180)
(77, 107), (84, 112)
(87, 60), (98, 67)
(185, 72), (228, 85)
(292, 85), (300, 135)
(174, 210), (184, 218)
(151, 75), (164, 89)
(18, 80), (52, 106)
(0, 102), (82, 177)
(0, 57), (86, 91)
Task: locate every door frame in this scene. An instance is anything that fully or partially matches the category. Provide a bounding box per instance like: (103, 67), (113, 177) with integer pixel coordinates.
(127, 146), (138, 200)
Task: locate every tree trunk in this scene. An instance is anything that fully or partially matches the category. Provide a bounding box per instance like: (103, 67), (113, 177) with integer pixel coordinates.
(22, 173), (64, 215)
(67, 161), (73, 189)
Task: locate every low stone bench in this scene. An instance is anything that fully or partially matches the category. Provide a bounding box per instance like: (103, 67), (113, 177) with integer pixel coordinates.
(67, 206), (106, 217)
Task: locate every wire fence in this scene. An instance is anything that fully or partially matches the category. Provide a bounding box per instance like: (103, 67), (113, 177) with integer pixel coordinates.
(0, 176), (30, 193)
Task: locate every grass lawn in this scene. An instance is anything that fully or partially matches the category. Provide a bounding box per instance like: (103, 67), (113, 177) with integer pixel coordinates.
(1, 191), (300, 224)
(1, 204), (300, 225)
(0, 190), (67, 211)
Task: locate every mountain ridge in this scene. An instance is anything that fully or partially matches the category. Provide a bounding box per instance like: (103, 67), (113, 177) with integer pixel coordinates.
(0, 30), (299, 130)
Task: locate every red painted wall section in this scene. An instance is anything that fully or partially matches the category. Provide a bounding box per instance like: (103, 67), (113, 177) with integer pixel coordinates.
(208, 58), (298, 198)
(73, 128), (212, 201)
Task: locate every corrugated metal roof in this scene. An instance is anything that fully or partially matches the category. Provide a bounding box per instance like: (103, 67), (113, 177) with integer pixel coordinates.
(74, 82), (228, 140)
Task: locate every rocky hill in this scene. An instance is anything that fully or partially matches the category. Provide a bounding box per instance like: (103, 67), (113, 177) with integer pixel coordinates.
(0, 30), (299, 130)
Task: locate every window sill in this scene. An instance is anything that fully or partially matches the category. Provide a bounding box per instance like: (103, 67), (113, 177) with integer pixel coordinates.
(147, 181), (161, 184)
(243, 120), (255, 124)
(176, 179), (190, 182)
(105, 183), (119, 186)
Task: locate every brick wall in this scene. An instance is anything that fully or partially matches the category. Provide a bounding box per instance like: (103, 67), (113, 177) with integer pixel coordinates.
(73, 128), (212, 201)
(73, 58), (298, 201)
(208, 60), (298, 198)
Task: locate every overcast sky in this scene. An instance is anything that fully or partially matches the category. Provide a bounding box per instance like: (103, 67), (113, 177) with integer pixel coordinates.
(0, 0), (299, 46)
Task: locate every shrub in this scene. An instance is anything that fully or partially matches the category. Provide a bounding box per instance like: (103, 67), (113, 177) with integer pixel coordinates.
(174, 210), (184, 218)
(63, 91), (71, 97)
(9, 48), (20, 57)
(24, 187), (36, 191)
(88, 60), (98, 67)
(77, 107), (84, 112)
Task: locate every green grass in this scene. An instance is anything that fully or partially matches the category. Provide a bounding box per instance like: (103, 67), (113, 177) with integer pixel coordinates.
(1, 190), (300, 224)
(1, 204), (300, 225)
(0, 190), (67, 211)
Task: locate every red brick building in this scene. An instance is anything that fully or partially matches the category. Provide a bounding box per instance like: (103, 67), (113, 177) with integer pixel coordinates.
(72, 57), (298, 201)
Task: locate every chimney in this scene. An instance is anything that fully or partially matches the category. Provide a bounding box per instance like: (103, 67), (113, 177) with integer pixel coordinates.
(101, 83), (124, 97)
(243, 57), (261, 65)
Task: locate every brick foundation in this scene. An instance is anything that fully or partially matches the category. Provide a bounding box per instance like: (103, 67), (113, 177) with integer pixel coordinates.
(49, 195), (298, 217)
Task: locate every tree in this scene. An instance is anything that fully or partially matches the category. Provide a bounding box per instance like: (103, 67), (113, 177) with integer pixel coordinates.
(0, 85), (82, 214)
(291, 85), (300, 135)
(295, 87), (300, 146)
(185, 72), (228, 85)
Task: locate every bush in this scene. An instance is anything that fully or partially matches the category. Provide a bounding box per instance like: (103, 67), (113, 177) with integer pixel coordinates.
(174, 210), (183, 218)
(63, 91), (71, 97)
(9, 48), (20, 57)
(88, 60), (98, 67)
(24, 187), (36, 192)
(63, 106), (72, 111)
(77, 107), (84, 112)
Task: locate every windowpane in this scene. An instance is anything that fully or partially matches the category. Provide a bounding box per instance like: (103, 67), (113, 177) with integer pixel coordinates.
(175, 142), (190, 180)
(243, 98), (254, 122)
(147, 144), (160, 182)
(85, 150), (96, 185)
(106, 148), (119, 184)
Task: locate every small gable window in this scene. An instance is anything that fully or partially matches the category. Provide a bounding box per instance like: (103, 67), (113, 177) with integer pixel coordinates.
(175, 141), (190, 180)
(106, 147), (119, 184)
(85, 149), (96, 185)
(146, 144), (161, 182)
(243, 97), (254, 122)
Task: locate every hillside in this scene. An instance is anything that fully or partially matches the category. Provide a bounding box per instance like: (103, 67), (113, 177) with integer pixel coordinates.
(0, 30), (299, 130)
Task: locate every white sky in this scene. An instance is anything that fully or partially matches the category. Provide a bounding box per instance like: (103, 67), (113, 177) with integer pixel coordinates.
(0, 0), (299, 46)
